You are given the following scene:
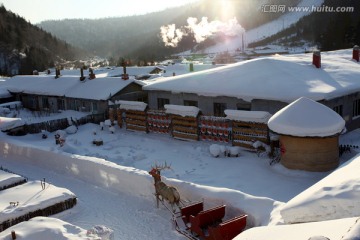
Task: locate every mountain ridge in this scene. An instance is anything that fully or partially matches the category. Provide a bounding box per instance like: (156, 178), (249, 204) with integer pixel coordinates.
(38, 0), (300, 60)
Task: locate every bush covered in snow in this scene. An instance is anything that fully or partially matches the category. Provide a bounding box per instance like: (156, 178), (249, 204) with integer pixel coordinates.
(65, 125), (78, 134)
(209, 144), (240, 158)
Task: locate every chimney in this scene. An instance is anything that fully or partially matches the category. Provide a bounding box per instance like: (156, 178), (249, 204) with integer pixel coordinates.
(122, 62), (129, 80)
(353, 45), (359, 62)
(80, 67), (85, 81)
(312, 51), (321, 68)
(89, 68), (96, 80)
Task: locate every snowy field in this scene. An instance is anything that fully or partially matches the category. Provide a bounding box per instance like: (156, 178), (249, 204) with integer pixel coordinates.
(0, 115), (359, 239)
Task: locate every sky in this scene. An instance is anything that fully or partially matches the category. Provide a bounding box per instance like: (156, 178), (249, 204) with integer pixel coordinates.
(0, 0), (199, 24)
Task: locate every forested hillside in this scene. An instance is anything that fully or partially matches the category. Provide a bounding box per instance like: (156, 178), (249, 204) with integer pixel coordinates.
(250, 0), (360, 51)
(0, 4), (90, 76)
(38, 0), (300, 61)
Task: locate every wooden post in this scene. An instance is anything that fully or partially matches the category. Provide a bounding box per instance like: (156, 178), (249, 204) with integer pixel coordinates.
(11, 230), (16, 239)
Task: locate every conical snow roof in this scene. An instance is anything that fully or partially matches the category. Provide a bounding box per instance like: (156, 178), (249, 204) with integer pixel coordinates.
(268, 97), (345, 137)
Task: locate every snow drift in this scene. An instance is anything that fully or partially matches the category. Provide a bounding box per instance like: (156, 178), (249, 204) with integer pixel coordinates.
(280, 154), (360, 223)
(0, 140), (281, 227)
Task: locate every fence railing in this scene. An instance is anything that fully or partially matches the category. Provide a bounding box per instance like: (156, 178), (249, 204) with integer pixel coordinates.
(7, 113), (107, 135)
(109, 108), (270, 150)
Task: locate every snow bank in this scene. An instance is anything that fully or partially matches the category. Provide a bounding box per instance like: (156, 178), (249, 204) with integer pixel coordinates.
(116, 100), (147, 111)
(280, 154), (360, 224)
(225, 110), (271, 123)
(235, 217), (359, 240)
(165, 104), (199, 117)
(0, 140), (280, 227)
(342, 218), (360, 240)
(0, 217), (102, 240)
(268, 97), (345, 137)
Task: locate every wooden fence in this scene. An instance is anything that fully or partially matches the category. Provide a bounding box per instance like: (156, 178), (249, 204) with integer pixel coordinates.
(6, 113), (107, 135)
(109, 108), (270, 150)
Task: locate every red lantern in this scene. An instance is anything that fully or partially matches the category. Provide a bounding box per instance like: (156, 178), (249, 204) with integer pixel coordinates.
(201, 128), (206, 134)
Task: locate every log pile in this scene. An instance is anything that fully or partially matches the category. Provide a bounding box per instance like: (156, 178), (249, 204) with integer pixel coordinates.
(171, 115), (199, 141)
(232, 121), (269, 150)
(125, 110), (148, 133)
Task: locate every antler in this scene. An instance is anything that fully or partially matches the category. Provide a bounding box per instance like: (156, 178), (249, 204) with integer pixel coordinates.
(152, 161), (172, 171)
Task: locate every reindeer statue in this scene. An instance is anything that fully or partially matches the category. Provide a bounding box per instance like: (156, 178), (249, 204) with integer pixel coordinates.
(149, 163), (181, 211)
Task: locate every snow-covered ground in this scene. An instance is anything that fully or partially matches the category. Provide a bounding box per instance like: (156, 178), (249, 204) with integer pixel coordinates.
(0, 110), (359, 239)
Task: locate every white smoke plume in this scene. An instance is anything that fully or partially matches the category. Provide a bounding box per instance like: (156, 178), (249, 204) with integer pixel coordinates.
(160, 24), (186, 48)
(160, 17), (245, 47)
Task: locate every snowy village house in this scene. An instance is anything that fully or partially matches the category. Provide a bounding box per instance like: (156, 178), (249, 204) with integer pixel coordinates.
(143, 48), (360, 131)
(5, 73), (146, 119)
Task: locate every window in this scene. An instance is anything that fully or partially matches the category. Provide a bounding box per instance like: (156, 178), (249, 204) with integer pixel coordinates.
(92, 102), (98, 112)
(27, 97), (37, 110)
(214, 102), (227, 117)
(353, 99), (360, 117)
(42, 97), (49, 109)
(184, 100), (198, 107)
(236, 102), (251, 111)
(157, 98), (169, 110)
(333, 105), (343, 117)
(57, 99), (65, 110)
(68, 100), (75, 110)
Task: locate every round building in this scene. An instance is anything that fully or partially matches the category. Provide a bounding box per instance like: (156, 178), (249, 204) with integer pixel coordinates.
(268, 97), (345, 172)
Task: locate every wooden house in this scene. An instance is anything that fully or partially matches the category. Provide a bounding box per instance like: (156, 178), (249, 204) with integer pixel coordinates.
(143, 48), (360, 131)
(5, 74), (146, 118)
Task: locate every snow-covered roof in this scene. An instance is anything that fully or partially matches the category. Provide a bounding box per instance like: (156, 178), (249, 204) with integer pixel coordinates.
(0, 117), (25, 131)
(116, 100), (147, 111)
(225, 110), (271, 123)
(96, 64), (219, 78)
(143, 49), (360, 103)
(165, 104), (200, 117)
(280, 153), (360, 224)
(4, 75), (138, 100)
(0, 181), (75, 223)
(0, 171), (25, 189)
(268, 97), (345, 137)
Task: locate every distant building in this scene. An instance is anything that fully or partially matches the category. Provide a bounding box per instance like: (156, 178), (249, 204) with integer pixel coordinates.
(5, 74), (146, 116)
